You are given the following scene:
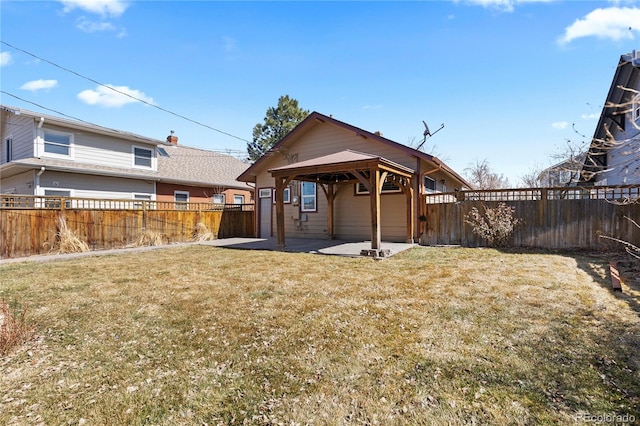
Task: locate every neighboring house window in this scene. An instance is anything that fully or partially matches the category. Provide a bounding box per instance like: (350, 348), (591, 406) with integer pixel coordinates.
(43, 131), (72, 156)
(43, 189), (72, 208)
(301, 181), (316, 212)
(234, 194), (245, 204)
(633, 99), (640, 122)
(424, 176), (436, 194)
(133, 146), (153, 168)
(354, 181), (401, 195)
(213, 194), (226, 204)
(273, 186), (291, 203)
(174, 191), (189, 209)
(133, 193), (152, 209)
(4, 137), (12, 162)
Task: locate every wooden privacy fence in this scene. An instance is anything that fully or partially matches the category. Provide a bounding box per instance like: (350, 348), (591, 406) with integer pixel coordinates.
(421, 185), (640, 250)
(0, 195), (255, 259)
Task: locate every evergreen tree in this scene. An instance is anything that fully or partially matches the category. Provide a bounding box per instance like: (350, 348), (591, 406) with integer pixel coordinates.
(247, 95), (309, 161)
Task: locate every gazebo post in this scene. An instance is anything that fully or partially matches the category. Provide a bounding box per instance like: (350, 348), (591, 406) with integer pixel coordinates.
(405, 183), (414, 244)
(274, 176), (286, 250)
(370, 169), (381, 250)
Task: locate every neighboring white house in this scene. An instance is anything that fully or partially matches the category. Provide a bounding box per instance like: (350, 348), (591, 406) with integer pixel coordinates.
(582, 51), (640, 186)
(0, 105), (163, 200)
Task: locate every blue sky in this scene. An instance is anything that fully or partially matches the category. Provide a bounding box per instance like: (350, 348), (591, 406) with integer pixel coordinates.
(1, 0), (639, 184)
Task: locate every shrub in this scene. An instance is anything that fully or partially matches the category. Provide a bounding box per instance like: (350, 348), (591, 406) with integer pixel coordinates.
(464, 202), (521, 247)
(192, 222), (216, 241)
(0, 301), (35, 356)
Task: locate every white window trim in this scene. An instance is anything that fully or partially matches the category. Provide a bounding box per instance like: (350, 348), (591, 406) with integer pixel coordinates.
(132, 145), (155, 169)
(259, 188), (272, 198)
(300, 181), (317, 212)
(40, 129), (74, 159)
(424, 176), (436, 194)
(41, 188), (73, 208)
(213, 193), (226, 204)
(4, 135), (13, 163)
(234, 194), (245, 204)
(273, 186), (291, 204)
(633, 99), (640, 122)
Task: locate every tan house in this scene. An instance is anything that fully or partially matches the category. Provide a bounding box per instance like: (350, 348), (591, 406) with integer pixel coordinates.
(237, 112), (471, 251)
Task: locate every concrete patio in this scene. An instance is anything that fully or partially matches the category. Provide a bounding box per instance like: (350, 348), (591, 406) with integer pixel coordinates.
(0, 238), (416, 265)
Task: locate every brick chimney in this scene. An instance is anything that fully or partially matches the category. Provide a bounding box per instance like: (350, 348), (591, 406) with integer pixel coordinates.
(167, 130), (178, 145)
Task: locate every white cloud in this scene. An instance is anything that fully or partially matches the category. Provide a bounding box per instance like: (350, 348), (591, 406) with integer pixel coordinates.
(20, 79), (59, 92)
(552, 121), (569, 129)
(77, 84), (154, 108)
(0, 51), (12, 67)
(59, 0), (129, 17)
(457, 0), (555, 13)
(77, 17), (116, 33)
(581, 113), (600, 120)
(559, 7), (640, 44)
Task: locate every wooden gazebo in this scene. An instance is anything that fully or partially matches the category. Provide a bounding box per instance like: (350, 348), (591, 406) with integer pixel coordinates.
(268, 150), (415, 253)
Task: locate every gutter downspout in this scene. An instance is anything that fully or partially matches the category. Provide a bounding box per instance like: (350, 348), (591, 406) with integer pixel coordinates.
(35, 166), (45, 196)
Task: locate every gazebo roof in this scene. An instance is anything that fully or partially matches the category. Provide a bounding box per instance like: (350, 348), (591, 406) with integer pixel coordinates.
(268, 149), (414, 183)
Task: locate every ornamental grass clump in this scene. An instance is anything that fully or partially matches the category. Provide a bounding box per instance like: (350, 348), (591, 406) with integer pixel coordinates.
(0, 301), (35, 356)
(464, 202), (521, 247)
(48, 215), (90, 254)
(192, 222), (216, 241)
(135, 229), (165, 247)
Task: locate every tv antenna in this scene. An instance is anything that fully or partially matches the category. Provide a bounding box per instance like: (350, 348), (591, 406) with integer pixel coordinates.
(416, 120), (444, 151)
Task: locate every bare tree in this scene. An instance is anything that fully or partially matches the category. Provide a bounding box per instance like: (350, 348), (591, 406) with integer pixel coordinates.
(464, 159), (510, 190)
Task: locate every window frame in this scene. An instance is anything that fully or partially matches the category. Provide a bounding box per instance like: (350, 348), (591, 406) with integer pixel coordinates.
(424, 176), (436, 194)
(42, 188), (72, 208)
(300, 181), (317, 212)
(42, 130), (73, 159)
(132, 145), (154, 169)
(174, 190), (190, 210)
(259, 188), (272, 198)
(273, 186), (291, 204)
(633, 98), (640, 122)
(234, 194), (245, 204)
(213, 193), (226, 205)
(4, 136), (13, 162)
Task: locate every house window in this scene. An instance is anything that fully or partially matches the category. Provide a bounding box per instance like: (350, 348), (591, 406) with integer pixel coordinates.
(5, 137), (12, 162)
(43, 189), (72, 208)
(174, 191), (189, 209)
(259, 188), (272, 198)
(355, 180), (401, 195)
(133, 193), (152, 209)
(301, 181), (316, 212)
(133, 146), (153, 168)
(424, 176), (436, 194)
(273, 186), (291, 204)
(43, 131), (72, 156)
(213, 194), (226, 204)
(633, 99), (640, 122)
(234, 195), (245, 204)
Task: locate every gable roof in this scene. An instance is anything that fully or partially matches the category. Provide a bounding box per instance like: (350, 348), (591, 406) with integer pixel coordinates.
(157, 144), (250, 189)
(1, 105), (165, 146)
(581, 52), (640, 182)
(237, 111), (471, 187)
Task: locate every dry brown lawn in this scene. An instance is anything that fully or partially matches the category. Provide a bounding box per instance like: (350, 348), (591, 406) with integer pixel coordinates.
(0, 245), (639, 425)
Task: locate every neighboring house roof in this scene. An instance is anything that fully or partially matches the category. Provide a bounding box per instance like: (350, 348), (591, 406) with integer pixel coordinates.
(238, 111), (472, 188)
(1, 157), (159, 180)
(1, 105), (165, 146)
(581, 51), (640, 183)
(157, 144), (250, 190)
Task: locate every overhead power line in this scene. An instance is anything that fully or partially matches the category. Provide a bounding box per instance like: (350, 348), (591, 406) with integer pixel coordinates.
(0, 39), (250, 143)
